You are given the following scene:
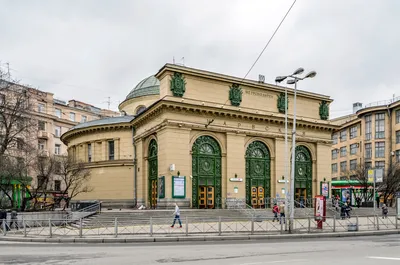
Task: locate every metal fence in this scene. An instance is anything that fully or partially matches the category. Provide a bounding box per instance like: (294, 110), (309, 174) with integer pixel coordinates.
(0, 215), (398, 238)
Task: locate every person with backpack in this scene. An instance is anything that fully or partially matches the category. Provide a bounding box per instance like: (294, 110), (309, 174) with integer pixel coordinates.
(272, 204), (279, 222)
(382, 204), (388, 219)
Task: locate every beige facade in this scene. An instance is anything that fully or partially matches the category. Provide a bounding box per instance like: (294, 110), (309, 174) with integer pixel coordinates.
(0, 84), (119, 196)
(62, 64), (337, 209)
(331, 99), (400, 180)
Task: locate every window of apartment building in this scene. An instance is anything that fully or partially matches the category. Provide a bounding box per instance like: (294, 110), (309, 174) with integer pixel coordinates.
(0, 93), (5, 104)
(396, 110), (400, 124)
(38, 140), (45, 150)
(396, 150), (400, 163)
(375, 142), (385, 158)
(55, 108), (62, 119)
(55, 126), (61, 138)
(332, 133), (338, 144)
(55, 161), (61, 174)
(55, 144), (61, 155)
(108, 141), (115, 160)
(350, 126), (358, 139)
(81, 115), (87, 123)
(331, 163), (338, 173)
(38, 103), (45, 113)
(332, 149), (338, 160)
(365, 143), (372, 159)
(350, 159), (357, 170)
(37, 176), (46, 190)
(17, 138), (24, 150)
(396, 130), (400, 144)
(340, 161), (347, 173)
(365, 115), (372, 140)
(375, 161), (385, 173)
(365, 161), (372, 169)
(340, 130), (347, 142)
(350, 143), (358, 155)
(38, 120), (46, 131)
(340, 146), (347, 157)
(54, 180), (61, 191)
(88, 143), (92, 162)
(70, 112), (75, 122)
(375, 113), (385, 139)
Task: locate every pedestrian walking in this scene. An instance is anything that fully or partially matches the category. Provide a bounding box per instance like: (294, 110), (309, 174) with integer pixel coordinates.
(0, 210), (6, 230)
(279, 202), (285, 224)
(272, 204), (279, 222)
(171, 203), (182, 228)
(382, 204), (388, 219)
(345, 202), (352, 219)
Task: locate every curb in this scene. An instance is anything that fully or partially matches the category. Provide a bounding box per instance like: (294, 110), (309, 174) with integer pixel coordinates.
(0, 230), (399, 244)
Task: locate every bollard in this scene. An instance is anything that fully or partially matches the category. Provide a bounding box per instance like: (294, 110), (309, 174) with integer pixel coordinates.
(23, 218), (26, 237)
(308, 217), (311, 233)
(280, 219), (284, 234)
(114, 218), (118, 238)
(150, 217), (153, 236)
(218, 217), (222, 236)
(376, 215), (380, 231)
(333, 215), (336, 232)
(396, 215), (398, 230)
(355, 216), (359, 231)
(251, 216), (254, 235)
(2, 219), (6, 236)
(49, 219), (52, 238)
(185, 217), (188, 236)
(79, 218), (83, 238)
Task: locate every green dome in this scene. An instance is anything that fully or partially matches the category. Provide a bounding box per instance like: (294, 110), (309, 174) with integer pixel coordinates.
(126, 75), (160, 100)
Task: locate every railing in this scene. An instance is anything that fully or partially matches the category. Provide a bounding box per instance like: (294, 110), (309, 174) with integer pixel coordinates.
(363, 96), (400, 108)
(66, 202), (101, 222)
(1, 215), (398, 238)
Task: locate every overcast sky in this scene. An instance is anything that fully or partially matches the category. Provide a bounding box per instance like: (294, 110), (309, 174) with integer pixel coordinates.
(1, 0), (399, 118)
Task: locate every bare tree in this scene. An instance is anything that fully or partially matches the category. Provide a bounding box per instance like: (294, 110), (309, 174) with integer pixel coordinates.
(377, 162), (400, 206)
(0, 70), (36, 157)
(58, 155), (92, 209)
(342, 161), (372, 202)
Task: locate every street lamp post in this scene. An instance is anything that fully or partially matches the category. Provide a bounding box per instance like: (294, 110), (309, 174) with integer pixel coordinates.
(275, 68), (316, 230)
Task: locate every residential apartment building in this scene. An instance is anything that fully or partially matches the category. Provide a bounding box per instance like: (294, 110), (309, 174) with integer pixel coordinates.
(1, 81), (119, 208)
(331, 97), (400, 181)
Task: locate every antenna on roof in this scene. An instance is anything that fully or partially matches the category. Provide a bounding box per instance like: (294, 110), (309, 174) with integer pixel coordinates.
(173, 56), (175, 64)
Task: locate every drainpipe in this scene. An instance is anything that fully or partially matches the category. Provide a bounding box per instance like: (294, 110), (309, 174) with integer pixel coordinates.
(387, 106), (393, 168)
(132, 126), (137, 208)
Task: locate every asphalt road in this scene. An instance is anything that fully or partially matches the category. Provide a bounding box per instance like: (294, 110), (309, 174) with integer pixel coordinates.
(0, 235), (400, 265)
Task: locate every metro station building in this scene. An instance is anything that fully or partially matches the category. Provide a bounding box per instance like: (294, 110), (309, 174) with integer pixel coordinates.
(61, 64), (337, 209)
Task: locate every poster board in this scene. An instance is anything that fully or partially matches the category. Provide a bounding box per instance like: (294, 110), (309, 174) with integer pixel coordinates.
(314, 195), (326, 222)
(172, 176), (186, 199)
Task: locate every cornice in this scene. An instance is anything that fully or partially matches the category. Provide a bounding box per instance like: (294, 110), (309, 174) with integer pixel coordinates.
(83, 159), (134, 169)
(61, 123), (132, 144)
(156, 64), (332, 102)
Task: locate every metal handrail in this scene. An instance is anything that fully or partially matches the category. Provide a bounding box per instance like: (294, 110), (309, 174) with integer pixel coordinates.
(66, 202), (101, 221)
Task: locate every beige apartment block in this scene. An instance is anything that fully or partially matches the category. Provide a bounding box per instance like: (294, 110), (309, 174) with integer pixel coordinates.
(0, 82), (119, 205)
(331, 99), (400, 180)
(61, 64), (338, 209)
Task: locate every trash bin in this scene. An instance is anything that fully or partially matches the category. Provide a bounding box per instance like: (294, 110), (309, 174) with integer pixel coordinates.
(348, 223), (358, 231)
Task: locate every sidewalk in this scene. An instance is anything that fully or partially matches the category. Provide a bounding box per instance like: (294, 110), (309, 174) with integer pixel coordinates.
(0, 229), (399, 244)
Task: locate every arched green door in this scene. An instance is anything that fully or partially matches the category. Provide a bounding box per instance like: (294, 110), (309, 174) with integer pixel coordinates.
(245, 141), (271, 208)
(148, 139), (158, 209)
(192, 136), (222, 209)
(294, 146), (312, 207)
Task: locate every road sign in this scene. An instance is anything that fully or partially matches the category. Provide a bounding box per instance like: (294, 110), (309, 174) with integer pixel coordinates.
(368, 169), (374, 182)
(375, 168), (384, 183)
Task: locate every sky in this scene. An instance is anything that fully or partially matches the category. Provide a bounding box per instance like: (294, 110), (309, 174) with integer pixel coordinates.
(1, 0), (399, 118)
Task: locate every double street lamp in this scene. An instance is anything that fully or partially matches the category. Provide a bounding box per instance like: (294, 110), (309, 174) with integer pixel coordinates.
(275, 68), (316, 228)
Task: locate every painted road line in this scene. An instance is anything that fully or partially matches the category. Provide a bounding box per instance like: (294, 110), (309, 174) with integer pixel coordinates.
(367, 256), (400, 261)
(240, 260), (308, 265)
